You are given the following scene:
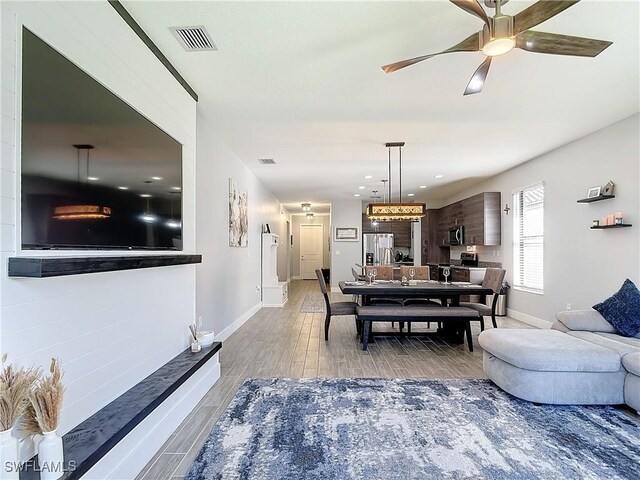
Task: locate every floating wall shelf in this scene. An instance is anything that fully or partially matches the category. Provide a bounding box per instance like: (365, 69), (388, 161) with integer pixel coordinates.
(590, 224), (632, 230)
(8, 254), (202, 278)
(577, 195), (615, 203)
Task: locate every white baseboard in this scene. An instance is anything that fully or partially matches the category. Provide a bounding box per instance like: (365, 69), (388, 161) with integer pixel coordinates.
(215, 302), (262, 342)
(291, 275), (302, 280)
(84, 354), (221, 479)
(507, 308), (552, 329)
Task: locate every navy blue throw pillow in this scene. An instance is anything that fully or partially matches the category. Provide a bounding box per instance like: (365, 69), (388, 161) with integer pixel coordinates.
(593, 279), (640, 337)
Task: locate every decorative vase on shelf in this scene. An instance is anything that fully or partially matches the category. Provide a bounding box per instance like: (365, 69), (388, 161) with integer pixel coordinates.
(38, 430), (64, 480)
(0, 428), (20, 480)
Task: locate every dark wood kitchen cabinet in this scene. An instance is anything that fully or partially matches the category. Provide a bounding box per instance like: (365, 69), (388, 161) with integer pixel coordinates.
(391, 221), (411, 248)
(421, 210), (448, 265)
(461, 192), (501, 246)
(451, 267), (470, 282)
(361, 214), (412, 248)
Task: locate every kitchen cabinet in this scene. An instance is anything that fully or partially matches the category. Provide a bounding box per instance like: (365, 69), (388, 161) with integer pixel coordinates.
(421, 210), (448, 265)
(361, 214), (411, 247)
(435, 192), (501, 247)
(451, 267), (470, 282)
(429, 264), (439, 281)
(461, 192), (501, 246)
(391, 220), (411, 248)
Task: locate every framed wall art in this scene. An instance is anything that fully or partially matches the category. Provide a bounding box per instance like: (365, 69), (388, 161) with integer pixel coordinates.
(334, 227), (358, 241)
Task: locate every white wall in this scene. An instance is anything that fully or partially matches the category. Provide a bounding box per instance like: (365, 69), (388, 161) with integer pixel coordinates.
(443, 114), (640, 323)
(330, 200), (363, 289)
(291, 214), (330, 278)
(0, 1), (197, 434)
(195, 111), (286, 341)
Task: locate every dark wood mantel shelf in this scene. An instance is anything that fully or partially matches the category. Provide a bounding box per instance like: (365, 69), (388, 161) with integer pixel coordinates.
(8, 254), (202, 278)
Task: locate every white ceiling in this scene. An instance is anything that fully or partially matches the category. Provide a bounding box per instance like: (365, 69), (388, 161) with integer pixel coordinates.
(123, 0), (639, 206)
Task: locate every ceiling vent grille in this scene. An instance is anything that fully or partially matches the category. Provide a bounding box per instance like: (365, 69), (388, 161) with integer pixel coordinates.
(258, 158), (276, 165)
(170, 26), (217, 51)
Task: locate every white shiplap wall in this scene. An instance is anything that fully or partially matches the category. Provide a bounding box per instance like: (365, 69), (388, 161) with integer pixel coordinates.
(0, 1), (197, 434)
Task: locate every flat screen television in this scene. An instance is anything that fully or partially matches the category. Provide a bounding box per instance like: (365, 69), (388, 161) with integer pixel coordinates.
(21, 28), (183, 250)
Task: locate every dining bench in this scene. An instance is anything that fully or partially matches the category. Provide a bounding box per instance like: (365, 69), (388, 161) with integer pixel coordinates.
(356, 305), (480, 352)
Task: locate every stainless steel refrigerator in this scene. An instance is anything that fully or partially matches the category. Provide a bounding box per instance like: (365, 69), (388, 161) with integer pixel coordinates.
(363, 233), (394, 265)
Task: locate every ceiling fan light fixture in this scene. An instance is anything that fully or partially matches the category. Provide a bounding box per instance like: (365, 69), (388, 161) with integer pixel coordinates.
(301, 203), (311, 211)
(482, 37), (515, 56)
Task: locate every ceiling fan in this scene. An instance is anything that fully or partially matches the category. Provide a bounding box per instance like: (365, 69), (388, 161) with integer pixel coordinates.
(382, 0), (612, 95)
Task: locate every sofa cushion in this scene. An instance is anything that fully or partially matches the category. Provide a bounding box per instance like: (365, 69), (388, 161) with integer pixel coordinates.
(566, 331), (640, 358)
(554, 310), (617, 333)
(478, 329), (621, 373)
(593, 279), (640, 337)
(622, 352), (640, 377)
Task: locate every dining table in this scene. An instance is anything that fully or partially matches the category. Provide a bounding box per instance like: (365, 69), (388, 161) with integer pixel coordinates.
(338, 279), (493, 306)
(338, 279), (494, 345)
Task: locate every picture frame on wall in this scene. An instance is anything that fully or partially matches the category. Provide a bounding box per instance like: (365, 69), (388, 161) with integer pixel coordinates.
(334, 227), (358, 241)
(586, 186), (601, 199)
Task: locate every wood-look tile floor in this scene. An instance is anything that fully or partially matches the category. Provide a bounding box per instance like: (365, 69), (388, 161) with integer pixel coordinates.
(136, 279), (533, 480)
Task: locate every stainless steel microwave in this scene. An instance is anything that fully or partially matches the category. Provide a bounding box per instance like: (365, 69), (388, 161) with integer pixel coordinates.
(449, 226), (464, 246)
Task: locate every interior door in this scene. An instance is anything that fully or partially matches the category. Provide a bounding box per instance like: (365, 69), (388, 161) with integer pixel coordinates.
(300, 224), (323, 280)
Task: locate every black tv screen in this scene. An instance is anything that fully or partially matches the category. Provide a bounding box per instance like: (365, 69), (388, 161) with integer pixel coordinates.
(21, 28), (183, 250)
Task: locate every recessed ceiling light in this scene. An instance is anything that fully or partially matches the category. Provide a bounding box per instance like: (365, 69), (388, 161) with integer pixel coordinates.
(364, 175), (373, 179)
(87, 177), (99, 181)
(408, 193), (415, 197)
(151, 176), (163, 181)
(354, 193), (361, 197)
(434, 174), (444, 179)
(140, 194), (152, 198)
(419, 185), (427, 189)
(358, 186), (366, 190)
(118, 186), (129, 190)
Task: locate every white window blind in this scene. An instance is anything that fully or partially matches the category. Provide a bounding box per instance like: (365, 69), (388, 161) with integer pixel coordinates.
(513, 182), (544, 293)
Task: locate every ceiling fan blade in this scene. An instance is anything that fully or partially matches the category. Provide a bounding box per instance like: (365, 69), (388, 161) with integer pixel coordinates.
(450, 0), (490, 26)
(464, 56), (492, 96)
(382, 31), (479, 73)
(516, 31), (612, 57)
(514, 0), (580, 34)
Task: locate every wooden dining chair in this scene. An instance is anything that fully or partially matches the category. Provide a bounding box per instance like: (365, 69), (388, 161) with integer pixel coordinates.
(351, 267), (367, 282)
(459, 268), (506, 330)
(315, 269), (358, 341)
(399, 265), (430, 280)
(364, 265), (394, 280)
(362, 266), (403, 308)
(401, 265), (441, 308)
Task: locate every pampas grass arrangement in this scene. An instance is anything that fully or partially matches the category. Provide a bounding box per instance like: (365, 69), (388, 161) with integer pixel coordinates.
(29, 359), (64, 434)
(0, 354), (42, 432)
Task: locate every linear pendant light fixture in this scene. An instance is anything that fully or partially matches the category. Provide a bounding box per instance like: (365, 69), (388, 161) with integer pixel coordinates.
(366, 142), (426, 222)
(53, 145), (112, 220)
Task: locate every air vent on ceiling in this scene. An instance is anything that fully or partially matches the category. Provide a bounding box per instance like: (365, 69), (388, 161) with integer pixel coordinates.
(258, 158), (276, 165)
(170, 26), (217, 52)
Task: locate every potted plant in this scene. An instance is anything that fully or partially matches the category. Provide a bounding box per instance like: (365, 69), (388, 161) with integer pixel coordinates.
(0, 354), (41, 480)
(29, 359), (65, 480)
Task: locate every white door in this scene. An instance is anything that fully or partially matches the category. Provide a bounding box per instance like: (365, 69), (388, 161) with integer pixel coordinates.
(300, 224), (323, 280)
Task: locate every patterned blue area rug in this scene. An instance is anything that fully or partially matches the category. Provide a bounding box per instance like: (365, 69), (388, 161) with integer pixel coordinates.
(185, 378), (640, 480)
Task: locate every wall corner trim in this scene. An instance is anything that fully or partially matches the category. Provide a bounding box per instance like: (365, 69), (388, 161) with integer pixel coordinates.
(108, 0), (198, 102)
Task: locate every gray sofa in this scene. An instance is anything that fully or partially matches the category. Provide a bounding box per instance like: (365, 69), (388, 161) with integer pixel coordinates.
(478, 310), (640, 411)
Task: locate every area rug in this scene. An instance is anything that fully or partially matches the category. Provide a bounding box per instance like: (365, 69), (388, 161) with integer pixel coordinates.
(300, 293), (325, 313)
(185, 378), (640, 480)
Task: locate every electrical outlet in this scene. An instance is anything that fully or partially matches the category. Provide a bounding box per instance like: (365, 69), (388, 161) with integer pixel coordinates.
(256, 285), (261, 292)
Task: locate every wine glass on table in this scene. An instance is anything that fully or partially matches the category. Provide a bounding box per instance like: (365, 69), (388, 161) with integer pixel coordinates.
(372, 268), (378, 283)
(443, 267), (451, 284)
(409, 267), (415, 282)
(367, 269), (373, 284)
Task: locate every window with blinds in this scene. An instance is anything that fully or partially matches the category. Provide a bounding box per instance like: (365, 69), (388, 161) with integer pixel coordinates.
(513, 182), (544, 293)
